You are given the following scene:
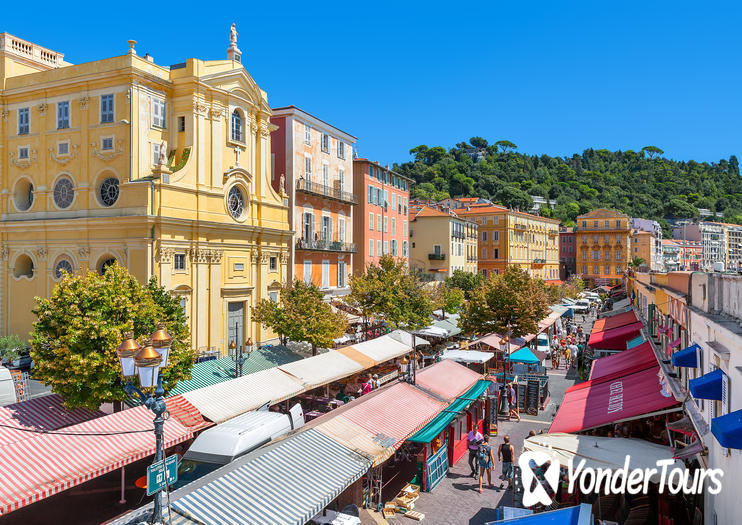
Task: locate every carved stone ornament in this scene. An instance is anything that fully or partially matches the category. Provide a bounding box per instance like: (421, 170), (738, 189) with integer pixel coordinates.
(1, 109), (8, 121)
(157, 247), (174, 263)
(193, 101), (209, 116)
(0, 245), (9, 261)
(279, 251), (289, 263)
(10, 148), (37, 169)
(209, 250), (224, 263)
(209, 107), (224, 120)
(38, 103), (47, 114)
(260, 252), (271, 264)
(36, 248), (48, 260)
(78, 97), (89, 110)
(78, 247), (90, 259)
(250, 251), (260, 263)
(49, 144), (79, 165)
(91, 139), (124, 161)
(188, 248), (211, 264)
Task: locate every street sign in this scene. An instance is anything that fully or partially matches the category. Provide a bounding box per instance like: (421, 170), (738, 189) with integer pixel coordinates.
(146, 454), (178, 496)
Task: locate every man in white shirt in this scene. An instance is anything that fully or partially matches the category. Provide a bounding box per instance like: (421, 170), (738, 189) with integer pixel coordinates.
(466, 423), (484, 478)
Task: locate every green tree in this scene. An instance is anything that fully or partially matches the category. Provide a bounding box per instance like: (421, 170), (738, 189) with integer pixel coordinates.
(495, 186), (533, 211)
(429, 284), (465, 319)
(469, 137), (489, 149)
(641, 145), (664, 159)
(349, 254), (433, 332)
(29, 263), (193, 410)
(253, 280), (347, 356)
(445, 269), (484, 299)
(460, 266), (549, 337)
(0, 334), (26, 362)
(666, 198), (699, 219)
(630, 256), (646, 269)
(495, 140), (518, 153)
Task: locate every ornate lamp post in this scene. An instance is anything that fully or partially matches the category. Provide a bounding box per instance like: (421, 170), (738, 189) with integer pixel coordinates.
(229, 335), (254, 377)
(116, 324), (172, 525)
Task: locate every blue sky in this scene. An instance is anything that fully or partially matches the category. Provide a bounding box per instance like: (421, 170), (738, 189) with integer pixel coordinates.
(6, 1), (741, 165)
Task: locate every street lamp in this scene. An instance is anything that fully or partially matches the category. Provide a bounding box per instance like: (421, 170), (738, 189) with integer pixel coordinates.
(116, 325), (171, 525)
(229, 335), (254, 377)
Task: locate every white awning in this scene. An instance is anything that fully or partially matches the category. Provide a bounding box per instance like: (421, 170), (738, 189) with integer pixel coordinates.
(388, 329), (431, 347)
(523, 433), (681, 483)
(414, 326), (449, 338)
(343, 334), (411, 365)
(182, 368), (305, 424)
(440, 349), (494, 364)
(278, 351), (364, 389)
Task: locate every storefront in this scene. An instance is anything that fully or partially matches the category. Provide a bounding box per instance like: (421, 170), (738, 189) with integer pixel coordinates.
(406, 380), (491, 491)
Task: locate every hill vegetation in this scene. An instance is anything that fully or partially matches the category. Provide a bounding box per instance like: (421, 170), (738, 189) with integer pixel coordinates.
(393, 139), (742, 233)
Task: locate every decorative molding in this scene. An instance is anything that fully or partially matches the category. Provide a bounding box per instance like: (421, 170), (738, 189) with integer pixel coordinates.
(37, 103), (47, 115)
(193, 101), (209, 116)
(36, 248), (48, 260)
(279, 251), (289, 263)
(209, 250), (223, 263)
(10, 148), (37, 168)
(260, 253), (271, 264)
(267, 122), (279, 133)
(189, 248), (211, 264)
(250, 251), (260, 264)
(78, 97), (89, 110)
(91, 139), (124, 161)
(1, 109), (8, 121)
(157, 247), (174, 263)
(0, 245), (8, 261)
(209, 107), (224, 120)
(49, 144), (79, 165)
(78, 247), (90, 260)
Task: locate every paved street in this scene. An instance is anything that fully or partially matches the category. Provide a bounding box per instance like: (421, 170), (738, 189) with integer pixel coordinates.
(377, 312), (595, 525)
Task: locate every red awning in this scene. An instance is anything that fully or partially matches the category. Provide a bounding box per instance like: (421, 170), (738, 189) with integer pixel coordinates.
(591, 310), (638, 333)
(0, 394), (105, 447)
(342, 382), (446, 449)
(164, 395), (214, 432)
(588, 342), (658, 382)
(549, 365), (679, 433)
(415, 358), (481, 402)
(588, 322), (643, 349)
(0, 405), (194, 515)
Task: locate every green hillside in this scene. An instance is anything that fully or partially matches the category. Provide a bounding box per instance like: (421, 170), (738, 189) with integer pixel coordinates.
(393, 139), (742, 232)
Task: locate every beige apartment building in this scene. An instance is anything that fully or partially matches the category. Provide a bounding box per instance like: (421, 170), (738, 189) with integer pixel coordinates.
(408, 205), (477, 280)
(576, 209), (631, 286)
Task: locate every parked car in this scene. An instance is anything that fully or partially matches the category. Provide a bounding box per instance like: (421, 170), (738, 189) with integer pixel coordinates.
(573, 299), (591, 314)
(0, 366), (18, 406)
(1, 350), (32, 372)
(173, 403), (304, 490)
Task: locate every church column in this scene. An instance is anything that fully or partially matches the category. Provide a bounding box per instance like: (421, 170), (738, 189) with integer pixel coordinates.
(208, 249), (223, 351)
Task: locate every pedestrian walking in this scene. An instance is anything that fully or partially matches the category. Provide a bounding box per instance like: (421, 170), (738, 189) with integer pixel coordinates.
(466, 423), (484, 478)
(477, 435), (495, 493)
(507, 383), (520, 422)
(498, 435), (516, 489)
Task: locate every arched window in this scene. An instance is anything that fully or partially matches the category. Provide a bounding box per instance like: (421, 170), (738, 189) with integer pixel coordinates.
(231, 110), (243, 142)
(99, 257), (117, 275)
(54, 258), (74, 279)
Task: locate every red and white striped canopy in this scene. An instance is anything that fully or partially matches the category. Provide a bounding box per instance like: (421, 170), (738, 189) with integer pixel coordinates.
(0, 404), (193, 515)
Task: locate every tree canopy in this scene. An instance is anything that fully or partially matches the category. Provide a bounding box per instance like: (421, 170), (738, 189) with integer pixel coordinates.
(349, 254), (433, 331)
(394, 139), (742, 231)
(253, 280), (347, 356)
(459, 266), (550, 337)
(30, 263), (193, 410)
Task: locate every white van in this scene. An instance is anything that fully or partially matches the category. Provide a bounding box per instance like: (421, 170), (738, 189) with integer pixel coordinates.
(573, 299), (591, 314)
(536, 334), (550, 354)
(175, 403), (304, 488)
(0, 366), (18, 406)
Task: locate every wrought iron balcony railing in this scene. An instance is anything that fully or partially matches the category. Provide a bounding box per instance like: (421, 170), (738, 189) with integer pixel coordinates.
(296, 238), (357, 253)
(295, 179), (358, 205)
(428, 253), (446, 260)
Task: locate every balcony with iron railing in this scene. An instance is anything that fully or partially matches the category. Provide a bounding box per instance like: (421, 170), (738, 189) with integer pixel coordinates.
(428, 253), (446, 260)
(296, 179), (358, 205)
(296, 238), (357, 253)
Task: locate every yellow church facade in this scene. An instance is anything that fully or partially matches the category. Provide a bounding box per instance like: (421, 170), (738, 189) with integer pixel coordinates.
(0, 31), (291, 353)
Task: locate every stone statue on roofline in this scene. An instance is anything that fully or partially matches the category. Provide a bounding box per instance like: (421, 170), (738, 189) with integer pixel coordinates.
(230, 24), (238, 46)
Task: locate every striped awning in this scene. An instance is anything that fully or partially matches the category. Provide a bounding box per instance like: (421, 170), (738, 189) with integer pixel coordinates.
(340, 334), (411, 366)
(164, 395), (213, 432)
(314, 415), (395, 466)
(0, 394), (105, 447)
(0, 405), (193, 515)
(341, 382), (447, 449)
(170, 429), (371, 525)
(182, 368), (305, 424)
(278, 351), (363, 389)
(415, 358), (481, 401)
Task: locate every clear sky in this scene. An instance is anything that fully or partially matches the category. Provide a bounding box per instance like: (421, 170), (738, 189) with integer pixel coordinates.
(6, 1), (741, 165)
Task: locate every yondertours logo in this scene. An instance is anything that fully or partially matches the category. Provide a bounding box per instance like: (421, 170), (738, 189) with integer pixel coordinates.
(519, 450), (724, 508)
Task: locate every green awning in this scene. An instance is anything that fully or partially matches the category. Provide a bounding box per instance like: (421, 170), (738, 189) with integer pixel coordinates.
(408, 380), (491, 443)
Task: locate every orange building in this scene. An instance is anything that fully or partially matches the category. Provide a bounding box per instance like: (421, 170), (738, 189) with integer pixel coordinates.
(270, 106), (357, 295)
(455, 204), (560, 281)
(352, 159), (411, 274)
(575, 209), (631, 286)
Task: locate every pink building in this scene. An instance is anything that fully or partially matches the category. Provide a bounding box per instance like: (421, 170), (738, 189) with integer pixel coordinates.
(352, 159), (411, 274)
